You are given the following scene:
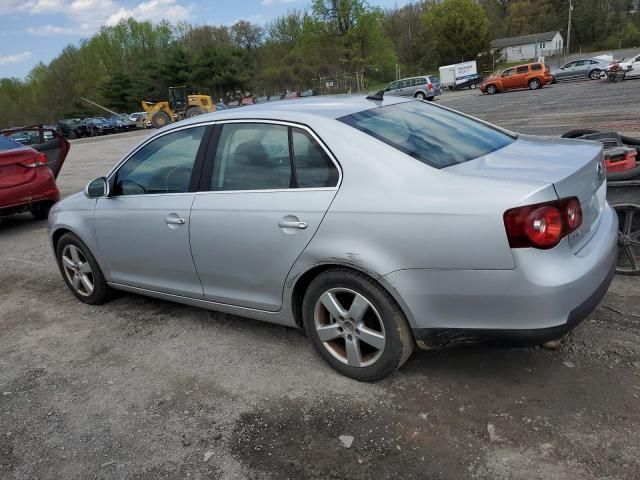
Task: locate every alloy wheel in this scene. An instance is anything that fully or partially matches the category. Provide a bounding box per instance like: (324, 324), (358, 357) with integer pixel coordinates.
(313, 288), (386, 368)
(590, 69), (601, 80)
(61, 245), (95, 296)
(615, 205), (640, 275)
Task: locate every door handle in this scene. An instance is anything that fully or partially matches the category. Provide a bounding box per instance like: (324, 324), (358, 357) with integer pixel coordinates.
(278, 220), (308, 229)
(165, 216), (185, 225)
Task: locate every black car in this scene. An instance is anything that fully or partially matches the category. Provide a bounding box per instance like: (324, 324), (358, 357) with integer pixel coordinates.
(82, 118), (115, 135)
(109, 115), (137, 132)
(58, 119), (91, 139)
(452, 73), (483, 90)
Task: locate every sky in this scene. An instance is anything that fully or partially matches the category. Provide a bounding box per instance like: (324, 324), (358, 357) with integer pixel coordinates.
(0, 0), (412, 79)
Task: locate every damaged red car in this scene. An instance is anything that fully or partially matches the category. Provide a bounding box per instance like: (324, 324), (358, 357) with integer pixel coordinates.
(0, 127), (69, 219)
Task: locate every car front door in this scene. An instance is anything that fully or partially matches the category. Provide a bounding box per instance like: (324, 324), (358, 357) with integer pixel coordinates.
(94, 124), (209, 298)
(573, 60), (589, 77)
(514, 65), (530, 87)
(557, 61), (576, 80)
(189, 121), (340, 311)
(385, 81), (400, 96)
(500, 68), (516, 88)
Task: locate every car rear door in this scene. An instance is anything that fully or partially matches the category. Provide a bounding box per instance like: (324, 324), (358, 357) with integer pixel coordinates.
(189, 121), (340, 311)
(0, 127), (69, 178)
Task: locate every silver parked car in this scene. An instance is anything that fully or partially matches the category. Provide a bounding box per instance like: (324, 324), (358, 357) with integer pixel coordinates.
(49, 96), (617, 381)
(384, 75), (442, 100)
(551, 57), (610, 82)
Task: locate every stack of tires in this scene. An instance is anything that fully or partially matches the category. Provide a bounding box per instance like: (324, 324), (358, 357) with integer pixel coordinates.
(562, 130), (640, 275)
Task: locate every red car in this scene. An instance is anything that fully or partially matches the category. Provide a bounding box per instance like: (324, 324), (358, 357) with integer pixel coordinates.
(0, 127), (69, 219)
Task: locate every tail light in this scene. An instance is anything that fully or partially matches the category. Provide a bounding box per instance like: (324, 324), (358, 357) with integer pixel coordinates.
(428, 83), (433, 91)
(19, 152), (48, 168)
(504, 197), (582, 249)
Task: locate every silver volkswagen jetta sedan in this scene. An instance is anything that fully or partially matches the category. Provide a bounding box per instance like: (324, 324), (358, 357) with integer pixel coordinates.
(48, 95), (617, 381)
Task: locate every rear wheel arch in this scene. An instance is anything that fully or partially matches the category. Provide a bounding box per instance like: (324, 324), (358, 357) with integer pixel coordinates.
(290, 263), (415, 330)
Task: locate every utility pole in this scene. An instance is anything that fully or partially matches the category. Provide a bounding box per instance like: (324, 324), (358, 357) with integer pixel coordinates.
(566, 0), (573, 55)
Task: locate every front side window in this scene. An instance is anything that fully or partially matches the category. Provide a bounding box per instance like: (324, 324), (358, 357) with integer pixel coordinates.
(114, 126), (206, 195)
(502, 69), (514, 77)
(338, 101), (515, 169)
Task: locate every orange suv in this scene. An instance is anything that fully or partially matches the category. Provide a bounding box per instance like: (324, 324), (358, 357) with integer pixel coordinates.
(480, 63), (552, 95)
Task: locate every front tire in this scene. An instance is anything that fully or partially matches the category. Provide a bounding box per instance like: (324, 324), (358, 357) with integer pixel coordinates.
(486, 84), (497, 95)
(56, 233), (112, 304)
(186, 107), (204, 118)
(302, 268), (414, 381)
(151, 111), (171, 129)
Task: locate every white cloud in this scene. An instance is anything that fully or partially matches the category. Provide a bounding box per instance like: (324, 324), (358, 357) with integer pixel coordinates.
(0, 51), (32, 66)
(105, 0), (190, 26)
(261, 0), (297, 6)
(29, 0), (65, 13)
(27, 24), (75, 35)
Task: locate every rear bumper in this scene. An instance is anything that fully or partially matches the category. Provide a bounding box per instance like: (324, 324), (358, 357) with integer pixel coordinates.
(412, 258), (615, 349)
(385, 204), (618, 344)
(0, 168), (59, 213)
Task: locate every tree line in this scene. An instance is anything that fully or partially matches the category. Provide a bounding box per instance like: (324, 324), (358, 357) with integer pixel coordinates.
(1, 0), (639, 127)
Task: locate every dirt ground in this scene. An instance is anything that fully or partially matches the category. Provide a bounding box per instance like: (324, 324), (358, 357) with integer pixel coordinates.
(1, 79), (639, 480)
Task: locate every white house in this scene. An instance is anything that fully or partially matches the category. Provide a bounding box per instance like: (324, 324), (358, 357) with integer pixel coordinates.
(490, 31), (564, 62)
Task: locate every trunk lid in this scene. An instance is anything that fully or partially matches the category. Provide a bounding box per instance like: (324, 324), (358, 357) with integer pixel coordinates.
(447, 136), (606, 250)
(0, 148), (38, 189)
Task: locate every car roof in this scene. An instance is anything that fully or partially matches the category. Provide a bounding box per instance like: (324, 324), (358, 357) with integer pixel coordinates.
(161, 95), (413, 132)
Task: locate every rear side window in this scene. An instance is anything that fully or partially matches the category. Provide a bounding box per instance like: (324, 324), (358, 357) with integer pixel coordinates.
(292, 129), (339, 188)
(338, 101), (515, 169)
(531, 63), (542, 71)
(210, 123), (338, 191)
(0, 135), (22, 151)
(516, 66), (529, 74)
(429, 76), (438, 84)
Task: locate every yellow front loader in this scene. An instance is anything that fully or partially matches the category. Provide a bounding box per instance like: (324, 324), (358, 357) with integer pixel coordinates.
(141, 86), (215, 129)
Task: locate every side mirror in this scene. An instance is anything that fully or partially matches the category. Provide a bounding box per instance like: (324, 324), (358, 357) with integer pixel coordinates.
(85, 177), (110, 198)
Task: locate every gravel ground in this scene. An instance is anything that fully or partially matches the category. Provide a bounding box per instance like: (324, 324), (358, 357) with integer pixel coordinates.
(1, 80), (639, 479)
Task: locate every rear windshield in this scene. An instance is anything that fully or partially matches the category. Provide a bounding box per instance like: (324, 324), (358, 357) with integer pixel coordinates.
(0, 135), (22, 152)
(338, 101), (515, 168)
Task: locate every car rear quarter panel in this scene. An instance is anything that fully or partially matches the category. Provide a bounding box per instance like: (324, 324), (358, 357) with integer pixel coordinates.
(285, 121), (558, 318)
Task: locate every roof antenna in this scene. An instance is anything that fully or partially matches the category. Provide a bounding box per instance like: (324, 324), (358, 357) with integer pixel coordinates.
(366, 89), (385, 101)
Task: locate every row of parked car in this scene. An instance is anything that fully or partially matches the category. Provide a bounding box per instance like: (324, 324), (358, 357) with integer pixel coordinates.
(478, 52), (640, 95)
(58, 113), (147, 139)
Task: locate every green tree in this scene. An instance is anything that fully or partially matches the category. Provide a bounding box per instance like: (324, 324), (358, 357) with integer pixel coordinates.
(420, 0), (491, 68)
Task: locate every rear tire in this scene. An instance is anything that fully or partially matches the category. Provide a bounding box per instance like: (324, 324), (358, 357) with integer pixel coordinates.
(302, 268), (414, 382)
(415, 92), (426, 100)
(151, 111), (171, 129)
(589, 69), (601, 80)
(56, 233), (113, 304)
(30, 202), (52, 220)
(528, 78), (541, 90)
